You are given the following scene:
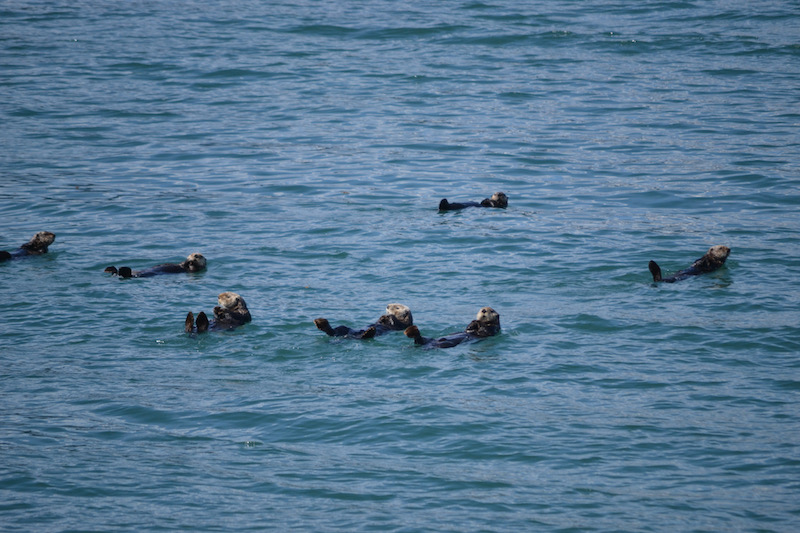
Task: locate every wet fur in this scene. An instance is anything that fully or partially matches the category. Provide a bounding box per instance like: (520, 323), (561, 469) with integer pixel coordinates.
(649, 245), (730, 283)
(405, 307), (500, 348)
(439, 192), (508, 211)
(315, 303), (413, 339)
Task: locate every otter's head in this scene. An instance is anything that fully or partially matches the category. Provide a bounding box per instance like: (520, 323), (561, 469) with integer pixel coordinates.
(183, 253), (207, 272)
(22, 231), (56, 253)
(490, 192), (508, 208)
(386, 303), (413, 327)
(476, 306), (500, 326)
(707, 245), (730, 263)
(34, 232), (56, 246)
(218, 292), (248, 312)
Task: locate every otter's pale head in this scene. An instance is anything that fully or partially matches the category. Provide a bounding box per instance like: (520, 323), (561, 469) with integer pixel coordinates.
(707, 245), (730, 262)
(476, 306), (500, 325)
(185, 252), (207, 271)
(218, 292), (247, 311)
(386, 303), (413, 325)
(491, 192), (508, 207)
(34, 232), (56, 246)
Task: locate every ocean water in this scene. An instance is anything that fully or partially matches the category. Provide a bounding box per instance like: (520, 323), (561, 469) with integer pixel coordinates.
(2, 0), (799, 531)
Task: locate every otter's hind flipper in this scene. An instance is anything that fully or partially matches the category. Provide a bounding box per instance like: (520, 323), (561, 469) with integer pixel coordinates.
(404, 325), (427, 345)
(648, 261), (663, 282)
(185, 312), (195, 333)
(196, 312), (209, 333)
(360, 326), (377, 340)
(314, 318), (335, 336)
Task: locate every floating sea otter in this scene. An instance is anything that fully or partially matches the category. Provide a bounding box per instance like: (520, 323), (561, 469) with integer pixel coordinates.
(404, 306), (500, 348)
(0, 231), (56, 262)
(648, 245), (730, 283)
(185, 292), (251, 333)
(105, 253), (206, 278)
(438, 192), (508, 211)
(314, 303), (413, 339)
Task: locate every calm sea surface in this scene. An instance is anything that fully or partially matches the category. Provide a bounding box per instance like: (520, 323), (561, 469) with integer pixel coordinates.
(2, 1), (799, 531)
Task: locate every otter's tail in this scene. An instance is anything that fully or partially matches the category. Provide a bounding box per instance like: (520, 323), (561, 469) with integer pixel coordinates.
(648, 260), (663, 282)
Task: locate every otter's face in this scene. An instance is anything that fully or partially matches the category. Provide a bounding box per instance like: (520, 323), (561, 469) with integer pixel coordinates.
(491, 192), (508, 207)
(34, 232), (56, 246)
(185, 253), (207, 271)
(708, 245), (730, 262)
(476, 306), (500, 325)
(386, 303), (413, 325)
(218, 292), (247, 311)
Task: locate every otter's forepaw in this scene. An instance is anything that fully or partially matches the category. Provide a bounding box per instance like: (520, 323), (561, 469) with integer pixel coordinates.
(314, 318), (335, 336)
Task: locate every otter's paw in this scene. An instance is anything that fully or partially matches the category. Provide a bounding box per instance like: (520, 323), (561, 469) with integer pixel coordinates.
(360, 326), (377, 340)
(185, 312), (195, 333)
(314, 318), (335, 336)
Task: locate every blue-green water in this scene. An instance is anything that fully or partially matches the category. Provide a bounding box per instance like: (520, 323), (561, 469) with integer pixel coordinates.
(2, 1), (799, 531)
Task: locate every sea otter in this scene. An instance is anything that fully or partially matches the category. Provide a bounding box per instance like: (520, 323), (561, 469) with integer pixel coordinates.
(648, 245), (730, 283)
(314, 303), (413, 339)
(404, 306), (500, 348)
(438, 192), (508, 211)
(105, 253), (206, 278)
(185, 292), (251, 333)
(0, 231), (56, 262)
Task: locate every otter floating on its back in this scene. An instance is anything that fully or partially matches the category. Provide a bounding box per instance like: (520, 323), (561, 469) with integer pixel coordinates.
(405, 306), (500, 349)
(648, 245), (730, 283)
(105, 253), (206, 278)
(185, 292), (251, 333)
(314, 303), (413, 340)
(0, 231), (56, 262)
(439, 192), (508, 211)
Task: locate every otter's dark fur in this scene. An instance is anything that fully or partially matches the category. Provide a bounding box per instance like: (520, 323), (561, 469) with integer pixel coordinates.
(439, 192), (508, 211)
(648, 245), (730, 283)
(404, 307), (500, 349)
(0, 232), (56, 262)
(185, 292), (251, 333)
(315, 303), (413, 340)
(106, 253), (206, 278)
